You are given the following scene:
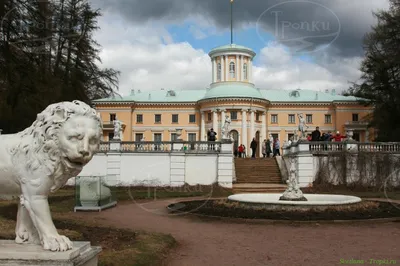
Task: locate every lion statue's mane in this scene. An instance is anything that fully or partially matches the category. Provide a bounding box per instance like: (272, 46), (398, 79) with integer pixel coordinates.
(10, 100), (102, 192)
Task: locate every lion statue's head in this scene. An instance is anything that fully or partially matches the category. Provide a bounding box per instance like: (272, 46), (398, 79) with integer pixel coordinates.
(13, 100), (102, 188)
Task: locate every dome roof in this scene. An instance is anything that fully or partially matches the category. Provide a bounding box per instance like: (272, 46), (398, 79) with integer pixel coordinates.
(208, 44), (256, 58)
(202, 82), (264, 100)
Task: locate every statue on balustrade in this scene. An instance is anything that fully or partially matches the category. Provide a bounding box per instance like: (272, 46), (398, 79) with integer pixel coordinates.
(297, 113), (309, 140)
(222, 115), (231, 140)
(113, 119), (122, 140)
(0, 100), (102, 251)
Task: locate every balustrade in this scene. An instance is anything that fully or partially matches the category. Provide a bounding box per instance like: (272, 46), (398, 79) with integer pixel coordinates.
(283, 141), (400, 155)
(98, 141), (223, 153)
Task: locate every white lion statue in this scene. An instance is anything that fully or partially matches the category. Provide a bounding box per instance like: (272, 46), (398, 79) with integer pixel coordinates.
(0, 100), (102, 252)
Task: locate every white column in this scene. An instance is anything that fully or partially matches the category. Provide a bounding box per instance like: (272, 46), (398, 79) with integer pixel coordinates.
(260, 111), (267, 157)
(241, 109), (247, 154)
(250, 109), (255, 146)
(239, 55), (243, 82)
(249, 59), (252, 83)
(212, 109), (218, 135)
(221, 56), (225, 82)
(211, 58), (214, 82)
(201, 111), (206, 141)
(214, 57), (218, 82)
(236, 55), (239, 80)
(226, 55), (229, 81)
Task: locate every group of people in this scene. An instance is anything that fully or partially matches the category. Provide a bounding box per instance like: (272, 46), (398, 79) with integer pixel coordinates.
(307, 127), (346, 142)
(235, 137), (281, 158)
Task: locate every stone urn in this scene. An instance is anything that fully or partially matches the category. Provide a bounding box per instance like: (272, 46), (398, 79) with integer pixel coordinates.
(176, 128), (183, 141)
(346, 130), (354, 140)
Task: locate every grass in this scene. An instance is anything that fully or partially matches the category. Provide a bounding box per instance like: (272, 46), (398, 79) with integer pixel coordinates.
(0, 194), (178, 265)
(0, 184), (232, 265)
(302, 185), (400, 200)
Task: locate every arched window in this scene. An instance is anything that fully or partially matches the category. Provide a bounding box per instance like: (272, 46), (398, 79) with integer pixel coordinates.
(217, 63), (221, 80)
(229, 62), (235, 78)
(243, 63), (248, 80)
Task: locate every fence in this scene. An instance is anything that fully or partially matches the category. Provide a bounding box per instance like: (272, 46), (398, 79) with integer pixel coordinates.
(284, 141), (400, 155)
(99, 141), (223, 153)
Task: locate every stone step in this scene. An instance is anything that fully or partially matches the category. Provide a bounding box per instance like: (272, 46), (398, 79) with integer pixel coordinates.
(232, 183), (287, 194)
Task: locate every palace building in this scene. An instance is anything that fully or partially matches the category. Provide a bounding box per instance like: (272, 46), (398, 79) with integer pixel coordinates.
(93, 43), (374, 155)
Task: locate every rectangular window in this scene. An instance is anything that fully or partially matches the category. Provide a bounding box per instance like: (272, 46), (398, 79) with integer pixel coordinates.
(136, 114), (143, 123)
(306, 114), (313, 124)
(155, 114), (161, 123)
(189, 114), (196, 123)
(271, 114), (278, 124)
(208, 113), (212, 121)
(109, 113), (116, 121)
(108, 132), (114, 141)
(154, 133), (162, 142)
(325, 114), (332, 124)
(171, 133), (177, 141)
(288, 114), (295, 124)
(288, 133), (294, 141)
(256, 113), (260, 121)
(230, 111), (238, 120)
(135, 133), (143, 142)
(272, 133), (279, 140)
(188, 133), (196, 141)
(172, 114), (179, 123)
(352, 113), (359, 122)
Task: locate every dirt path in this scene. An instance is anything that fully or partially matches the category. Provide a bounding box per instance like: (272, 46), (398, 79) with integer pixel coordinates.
(74, 198), (400, 266)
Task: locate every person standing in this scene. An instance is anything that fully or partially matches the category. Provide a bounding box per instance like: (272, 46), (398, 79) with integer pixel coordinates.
(273, 138), (281, 157)
(266, 139), (272, 157)
(207, 128), (217, 150)
(311, 126), (321, 141)
(262, 139), (267, 158)
(250, 138), (257, 158)
(238, 144), (244, 158)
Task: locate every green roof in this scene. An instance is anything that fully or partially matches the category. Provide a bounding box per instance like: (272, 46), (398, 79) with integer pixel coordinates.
(93, 87), (361, 104)
(202, 83), (264, 100)
(208, 44), (256, 57)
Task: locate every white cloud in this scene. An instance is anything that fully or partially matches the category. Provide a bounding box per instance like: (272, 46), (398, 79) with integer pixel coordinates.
(95, 16), (362, 96)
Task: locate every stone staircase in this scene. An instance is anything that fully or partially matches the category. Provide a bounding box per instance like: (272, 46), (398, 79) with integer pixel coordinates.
(233, 157), (287, 193)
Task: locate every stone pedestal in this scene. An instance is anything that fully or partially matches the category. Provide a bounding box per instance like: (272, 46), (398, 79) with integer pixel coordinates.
(109, 140), (121, 151)
(0, 240), (101, 266)
(173, 141), (184, 151)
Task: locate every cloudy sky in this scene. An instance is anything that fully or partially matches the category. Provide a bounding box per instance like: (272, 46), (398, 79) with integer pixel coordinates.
(90, 0), (390, 96)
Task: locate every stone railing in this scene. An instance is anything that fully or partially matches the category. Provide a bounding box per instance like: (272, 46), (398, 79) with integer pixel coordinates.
(98, 141), (224, 153)
(283, 141), (400, 155)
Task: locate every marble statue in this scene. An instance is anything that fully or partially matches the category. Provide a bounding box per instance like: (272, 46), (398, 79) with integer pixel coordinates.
(222, 115), (231, 139)
(280, 157), (307, 201)
(0, 100), (102, 251)
(113, 119), (122, 140)
(268, 133), (274, 151)
(297, 113), (309, 140)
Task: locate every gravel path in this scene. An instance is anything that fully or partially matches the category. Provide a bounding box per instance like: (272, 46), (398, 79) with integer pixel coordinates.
(74, 198), (400, 266)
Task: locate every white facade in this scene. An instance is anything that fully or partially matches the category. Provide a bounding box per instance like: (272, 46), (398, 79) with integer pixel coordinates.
(68, 142), (234, 188)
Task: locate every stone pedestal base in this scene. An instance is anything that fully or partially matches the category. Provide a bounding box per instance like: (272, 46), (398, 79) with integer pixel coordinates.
(279, 196), (308, 201)
(0, 240), (101, 266)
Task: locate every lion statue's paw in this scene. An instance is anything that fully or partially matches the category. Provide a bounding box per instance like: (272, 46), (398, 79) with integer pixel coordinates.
(42, 234), (73, 252)
(15, 229), (40, 245)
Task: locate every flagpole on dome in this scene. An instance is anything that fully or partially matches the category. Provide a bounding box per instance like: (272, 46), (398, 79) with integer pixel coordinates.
(230, 0), (234, 44)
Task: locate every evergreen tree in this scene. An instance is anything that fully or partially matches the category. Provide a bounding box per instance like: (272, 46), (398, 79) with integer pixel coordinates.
(0, 0), (119, 133)
(349, 0), (400, 141)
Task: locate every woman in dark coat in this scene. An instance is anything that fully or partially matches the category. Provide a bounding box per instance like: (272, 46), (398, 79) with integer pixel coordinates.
(250, 138), (257, 158)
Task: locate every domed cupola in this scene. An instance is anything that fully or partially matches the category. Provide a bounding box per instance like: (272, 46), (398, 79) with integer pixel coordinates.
(208, 44), (256, 85)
